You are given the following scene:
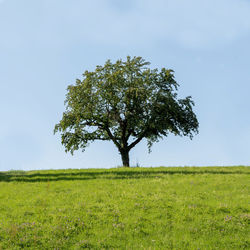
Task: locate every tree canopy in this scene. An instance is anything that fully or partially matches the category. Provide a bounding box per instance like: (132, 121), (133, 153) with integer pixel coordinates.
(54, 56), (199, 167)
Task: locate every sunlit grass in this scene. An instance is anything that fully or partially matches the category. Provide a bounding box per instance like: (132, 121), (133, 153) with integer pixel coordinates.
(0, 166), (249, 249)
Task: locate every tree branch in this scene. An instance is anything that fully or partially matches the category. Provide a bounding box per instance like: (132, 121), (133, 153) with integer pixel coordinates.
(105, 127), (121, 150)
(128, 130), (146, 150)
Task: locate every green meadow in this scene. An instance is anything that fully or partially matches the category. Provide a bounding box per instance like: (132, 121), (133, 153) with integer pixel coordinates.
(0, 167), (249, 249)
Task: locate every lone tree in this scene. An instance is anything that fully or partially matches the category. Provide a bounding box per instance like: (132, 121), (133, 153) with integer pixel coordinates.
(54, 56), (199, 167)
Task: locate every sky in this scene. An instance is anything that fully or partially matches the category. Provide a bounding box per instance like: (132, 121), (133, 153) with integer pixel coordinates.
(0, 0), (250, 171)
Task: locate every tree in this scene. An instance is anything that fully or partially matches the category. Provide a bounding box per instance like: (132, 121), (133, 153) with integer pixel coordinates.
(54, 56), (199, 167)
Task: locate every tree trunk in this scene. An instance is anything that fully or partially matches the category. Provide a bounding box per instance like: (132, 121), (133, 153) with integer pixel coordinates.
(120, 149), (130, 167)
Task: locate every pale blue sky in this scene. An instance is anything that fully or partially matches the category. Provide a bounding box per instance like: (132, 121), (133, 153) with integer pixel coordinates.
(0, 0), (250, 170)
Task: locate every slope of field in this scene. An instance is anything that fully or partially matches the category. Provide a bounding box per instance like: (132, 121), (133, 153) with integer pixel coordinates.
(0, 167), (249, 249)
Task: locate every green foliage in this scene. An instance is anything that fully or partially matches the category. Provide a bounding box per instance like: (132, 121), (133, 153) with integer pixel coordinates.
(0, 167), (249, 249)
(54, 56), (199, 166)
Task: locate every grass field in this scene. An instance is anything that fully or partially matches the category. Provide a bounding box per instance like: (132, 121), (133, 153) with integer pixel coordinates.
(0, 166), (249, 249)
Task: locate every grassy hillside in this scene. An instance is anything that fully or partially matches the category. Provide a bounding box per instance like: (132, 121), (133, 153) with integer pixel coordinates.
(0, 167), (249, 249)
